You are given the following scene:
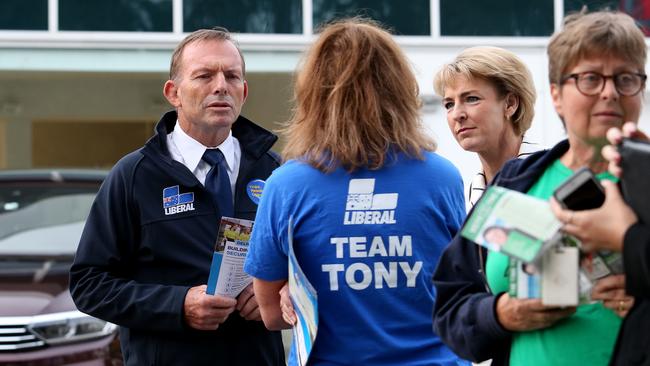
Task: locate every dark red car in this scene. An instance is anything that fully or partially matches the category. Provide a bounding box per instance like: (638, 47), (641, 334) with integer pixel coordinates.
(0, 170), (122, 366)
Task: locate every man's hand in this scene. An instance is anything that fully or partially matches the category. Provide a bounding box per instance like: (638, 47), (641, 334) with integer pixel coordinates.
(591, 274), (634, 318)
(496, 293), (576, 332)
(236, 283), (262, 321)
(183, 285), (237, 330)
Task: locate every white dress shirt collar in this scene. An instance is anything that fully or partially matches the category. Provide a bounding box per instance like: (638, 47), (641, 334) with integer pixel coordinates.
(171, 121), (236, 174)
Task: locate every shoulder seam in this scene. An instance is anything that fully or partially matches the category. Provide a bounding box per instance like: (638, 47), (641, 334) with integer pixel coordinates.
(266, 150), (281, 166)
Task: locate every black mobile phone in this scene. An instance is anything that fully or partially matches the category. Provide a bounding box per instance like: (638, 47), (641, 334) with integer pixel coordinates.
(619, 138), (650, 224)
(553, 167), (605, 210)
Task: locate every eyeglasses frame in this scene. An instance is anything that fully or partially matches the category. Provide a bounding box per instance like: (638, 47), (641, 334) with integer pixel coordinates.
(560, 71), (648, 97)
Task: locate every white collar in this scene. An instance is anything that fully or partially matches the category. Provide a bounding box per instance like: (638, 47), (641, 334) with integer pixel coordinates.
(171, 121), (235, 172)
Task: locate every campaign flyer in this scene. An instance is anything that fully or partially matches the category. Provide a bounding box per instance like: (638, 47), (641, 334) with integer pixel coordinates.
(461, 186), (562, 263)
(206, 217), (254, 297)
(287, 216), (318, 366)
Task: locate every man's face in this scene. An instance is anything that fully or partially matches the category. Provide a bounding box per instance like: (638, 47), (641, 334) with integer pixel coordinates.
(165, 39), (247, 140)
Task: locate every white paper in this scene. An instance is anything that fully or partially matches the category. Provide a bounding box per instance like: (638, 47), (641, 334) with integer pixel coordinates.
(541, 246), (579, 306)
(462, 186), (562, 263)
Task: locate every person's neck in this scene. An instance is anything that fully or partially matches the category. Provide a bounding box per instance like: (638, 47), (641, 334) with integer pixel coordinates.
(179, 121), (230, 148)
(478, 136), (522, 183)
(560, 138), (608, 173)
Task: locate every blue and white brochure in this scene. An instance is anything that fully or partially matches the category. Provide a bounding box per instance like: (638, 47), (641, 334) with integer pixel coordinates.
(287, 216), (318, 366)
(206, 216), (254, 297)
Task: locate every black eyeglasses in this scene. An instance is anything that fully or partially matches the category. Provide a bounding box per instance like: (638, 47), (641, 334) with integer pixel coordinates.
(560, 71), (647, 96)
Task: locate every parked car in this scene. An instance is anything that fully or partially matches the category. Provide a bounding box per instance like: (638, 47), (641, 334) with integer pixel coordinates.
(0, 169), (122, 366)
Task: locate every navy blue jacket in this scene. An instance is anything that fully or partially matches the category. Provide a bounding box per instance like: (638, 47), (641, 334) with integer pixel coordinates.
(432, 140), (567, 365)
(70, 111), (284, 366)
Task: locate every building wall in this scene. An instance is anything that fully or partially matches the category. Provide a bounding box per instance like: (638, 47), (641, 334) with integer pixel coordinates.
(1, 0), (650, 194)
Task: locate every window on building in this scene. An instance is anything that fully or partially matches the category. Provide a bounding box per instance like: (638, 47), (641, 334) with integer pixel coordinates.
(183, 0), (302, 34)
(440, 0), (554, 36)
(564, 0), (618, 13)
(313, 0), (430, 35)
(59, 0), (172, 32)
(0, 0), (47, 30)
(565, 0), (650, 35)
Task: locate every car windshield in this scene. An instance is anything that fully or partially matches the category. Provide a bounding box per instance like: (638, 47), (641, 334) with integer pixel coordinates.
(0, 182), (100, 257)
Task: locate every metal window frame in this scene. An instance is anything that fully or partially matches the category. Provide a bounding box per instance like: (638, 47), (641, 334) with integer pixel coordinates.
(0, 0), (643, 51)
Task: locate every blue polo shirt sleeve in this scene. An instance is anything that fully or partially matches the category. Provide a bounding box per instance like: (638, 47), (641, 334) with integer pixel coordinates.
(245, 168), (290, 281)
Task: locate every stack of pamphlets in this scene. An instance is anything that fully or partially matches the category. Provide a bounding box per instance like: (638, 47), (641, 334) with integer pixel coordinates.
(462, 186), (621, 306)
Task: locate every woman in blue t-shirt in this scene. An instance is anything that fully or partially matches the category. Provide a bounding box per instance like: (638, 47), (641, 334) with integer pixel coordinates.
(244, 19), (468, 366)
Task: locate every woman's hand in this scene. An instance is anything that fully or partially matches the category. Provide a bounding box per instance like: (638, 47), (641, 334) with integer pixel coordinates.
(550, 181), (637, 252)
(496, 293), (576, 332)
(591, 274), (634, 318)
(278, 282), (297, 325)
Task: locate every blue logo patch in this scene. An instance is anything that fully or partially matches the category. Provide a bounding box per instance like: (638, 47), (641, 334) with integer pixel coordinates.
(246, 179), (265, 205)
(162, 185), (195, 215)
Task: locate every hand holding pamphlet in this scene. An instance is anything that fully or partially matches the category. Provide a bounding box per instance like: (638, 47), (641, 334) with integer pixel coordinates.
(206, 217), (254, 297)
(473, 179), (624, 306)
(510, 246), (623, 306)
(507, 245), (580, 307)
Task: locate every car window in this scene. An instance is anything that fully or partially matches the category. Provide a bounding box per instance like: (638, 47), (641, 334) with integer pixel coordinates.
(0, 183), (100, 256)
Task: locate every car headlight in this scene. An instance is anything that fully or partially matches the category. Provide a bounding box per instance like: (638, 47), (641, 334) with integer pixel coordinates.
(27, 310), (117, 345)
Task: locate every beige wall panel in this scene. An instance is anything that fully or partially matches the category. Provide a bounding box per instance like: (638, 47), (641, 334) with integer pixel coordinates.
(1, 71), (293, 168)
(32, 121), (155, 168)
(0, 120), (5, 168)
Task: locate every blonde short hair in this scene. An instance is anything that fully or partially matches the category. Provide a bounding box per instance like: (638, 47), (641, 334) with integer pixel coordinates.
(548, 10), (646, 85)
(282, 18), (436, 173)
(434, 46), (536, 136)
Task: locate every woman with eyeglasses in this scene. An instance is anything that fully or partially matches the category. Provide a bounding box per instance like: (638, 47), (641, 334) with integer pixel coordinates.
(432, 10), (645, 366)
(550, 122), (650, 365)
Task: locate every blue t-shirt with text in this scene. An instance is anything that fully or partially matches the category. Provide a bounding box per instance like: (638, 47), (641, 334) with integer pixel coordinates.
(245, 152), (467, 366)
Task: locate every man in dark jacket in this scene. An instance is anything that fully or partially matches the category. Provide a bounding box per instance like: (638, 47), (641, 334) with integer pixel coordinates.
(70, 28), (284, 365)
